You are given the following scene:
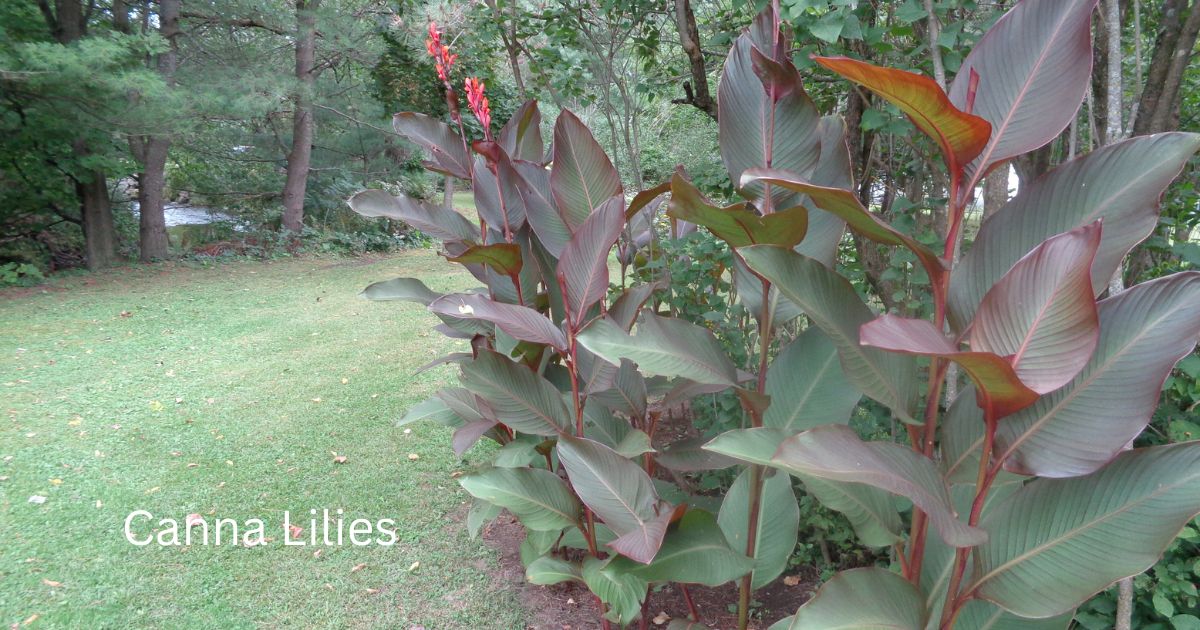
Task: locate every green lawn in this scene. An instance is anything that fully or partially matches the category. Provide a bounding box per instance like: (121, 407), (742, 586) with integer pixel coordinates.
(0, 251), (526, 629)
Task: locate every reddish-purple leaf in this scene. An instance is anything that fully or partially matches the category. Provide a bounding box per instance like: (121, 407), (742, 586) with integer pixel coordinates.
(551, 110), (623, 231)
(472, 151), (527, 233)
(443, 243), (522, 277)
(557, 196), (624, 327)
(948, 0), (1098, 186)
(860, 315), (1038, 417)
(347, 189), (479, 243)
(718, 10), (821, 210)
(429, 294), (566, 350)
(813, 56), (991, 173)
(392, 112), (472, 179)
(498, 99), (544, 163)
(971, 222), (1101, 394)
(452, 419), (498, 456)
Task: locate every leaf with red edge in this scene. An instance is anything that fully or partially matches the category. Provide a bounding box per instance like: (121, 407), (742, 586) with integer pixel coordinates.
(769, 425), (987, 548)
(813, 56), (990, 173)
(551, 110), (623, 230)
(452, 419), (498, 456)
(666, 172), (808, 248)
(472, 152), (527, 233)
(444, 243), (522, 277)
(429, 293), (566, 350)
(948, 0), (1098, 185)
(557, 196), (624, 327)
(739, 170), (944, 282)
(626, 179), (672, 221)
(860, 315), (1038, 417)
(347, 190), (479, 243)
(392, 112), (472, 179)
(971, 222), (1101, 394)
(557, 436), (672, 564)
(498, 99), (544, 163)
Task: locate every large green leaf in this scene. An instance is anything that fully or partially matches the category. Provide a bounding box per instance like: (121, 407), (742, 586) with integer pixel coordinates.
(655, 437), (739, 472)
(360, 277), (443, 305)
(718, 8), (821, 210)
(398, 396), (462, 428)
(666, 172), (808, 248)
(577, 314), (738, 388)
(945, 601), (1072, 630)
(971, 223), (1101, 394)
(814, 55), (990, 172)
(459, 350), (571, 436)
(718, 468), (798, 589)
(771, 425), (986, 547)
(471, 153), (527, 233)
(764, 327), (861, 430)
(741, 245), (918, 421)
(970, 442), (1200, 618)
(590, 359), (648, 420)
(525, 555), (581, 586)
(860, 315), (1038, 418)
(994, 272), (1200, 477)
(796, 115), (852, 266)
(705, 427), (901, 546)
(392, 112), (472, 179)
(949, 132), (1200, 331)
(429, 293), (565, 350)
(582, 556), (647, 626)
(347, 189), (478, 243)
(739, 172), (944, 282)
(556, 436), (672, 563)
(513, 160), (572, 258)
(608, 510), (753, 587)
(443, 243), (522, 278)
(769, 567), (926, 629)
(551, 110), (622, 230)
(947, 0), (1098, 185)
(557, 196), (623, 326)
(459, 467), (580, 531)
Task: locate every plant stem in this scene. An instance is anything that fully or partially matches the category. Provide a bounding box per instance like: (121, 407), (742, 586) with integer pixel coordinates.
(681, 584), (702, 622)
(737, 276), (774, 630)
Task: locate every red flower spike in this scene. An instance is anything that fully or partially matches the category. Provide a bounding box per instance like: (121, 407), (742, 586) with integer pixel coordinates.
(464, 77), (492, 136)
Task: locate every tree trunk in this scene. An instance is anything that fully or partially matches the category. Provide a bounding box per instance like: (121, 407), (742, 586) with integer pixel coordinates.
(281, 0), (319, 233)
(78, 163), (116, 270)
(983, 170), (1009, 219)
(1133, 0), (1200, 135)
(131, 0), (180, 262)
(443, 175), (455, 209)
(672, 0), (717, 120)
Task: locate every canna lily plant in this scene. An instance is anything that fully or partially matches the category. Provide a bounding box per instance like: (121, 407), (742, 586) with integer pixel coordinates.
(354, 2), (1200, 628)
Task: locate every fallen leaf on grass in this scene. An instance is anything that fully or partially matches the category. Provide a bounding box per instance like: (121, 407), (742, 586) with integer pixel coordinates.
(324, 583), (334, 591)
(408, 561), (420, 573)
(186, 514), (203, 527)
(186, 463), (198, 468)
(48, 479), (61, 486)
(333, 454), (348, 464)
(120, 311), (132, 317)
(22, 614), (39, 626)
(652, 611), (670, 625)
(364, 588), (381, 595)
(28, 495), (46, 504)
(145, 487), (160, 495)
(311, 397), (322, 403)
(288, 525), (303, 539)
(313, 550), (322, 558)
(407, 453), (419, 461)
(41, 579), (62, 588)
(350, 563), (367, 573)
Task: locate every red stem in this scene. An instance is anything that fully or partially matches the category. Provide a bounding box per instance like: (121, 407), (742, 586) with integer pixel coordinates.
(681, 584), (702, 622)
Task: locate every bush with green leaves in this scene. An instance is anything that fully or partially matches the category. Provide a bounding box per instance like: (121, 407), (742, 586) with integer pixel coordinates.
(356, 1), (1200, 628)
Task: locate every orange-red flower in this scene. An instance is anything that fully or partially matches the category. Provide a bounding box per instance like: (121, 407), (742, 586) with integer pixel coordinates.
(464, 77), (491, 134)
(425, 22), (456, 84)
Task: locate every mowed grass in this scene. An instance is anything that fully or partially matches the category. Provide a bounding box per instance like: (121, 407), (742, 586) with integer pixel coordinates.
(0, 251), (525, 629)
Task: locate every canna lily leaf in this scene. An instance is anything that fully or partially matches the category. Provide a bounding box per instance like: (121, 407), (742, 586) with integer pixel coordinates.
(551, 110), (623, 231)
(459, 350), (571, 436)
(459, 467), (581, 532)
(771, 425), (986, 547)
(590, 359), (648, 420)
(608, 510), (753, 587)
(577, 314), (739, 388)
(813, 56), (991, 172)
(443, 243), (522, 277)
(556, 196), (624, 327)
(741, 245), (919, 421)
(666, 171), (808, 248)
(971, 442), (1200, 618)
(947, 0), (1098, 184)
(769, 567), (926, 630)
(451, 419), (498, 456)
(471, 153), (527, 233)
(428, 293), (565, 350)
(512, 160), (572, 258)
(949, 132), (1200, 331)
(971, 222), (1101, 394)
(797, 115), (853, 266)
(525, 555), (581, 586)
(763, 327), (862, 430)
(860, 314), (1038, 418)
(498, 99), (544, 164)
(582, 557), (647, 626)
(655, 437), (739, 472)
(739, 170), (945, 283)
(359, 276), (442, 305)
(608, 280), (662, 332)
(347, 189), (479, 243)
(993, 271), (1200, 477)
(392, 112), (472, 179)
(718, 468), (798, 589)
(557, 436), (673, 564)
(718, 11), (821, 210)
